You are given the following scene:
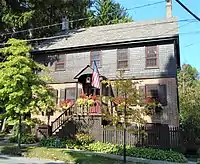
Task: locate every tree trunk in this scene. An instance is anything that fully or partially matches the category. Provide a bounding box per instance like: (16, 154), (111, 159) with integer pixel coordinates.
(1, 117), (7, 132)
(18, 114), (22, 148)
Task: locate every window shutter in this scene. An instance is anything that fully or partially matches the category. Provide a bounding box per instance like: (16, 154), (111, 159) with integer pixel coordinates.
(139, 86), (145, 99)
(60, 89), (66, 102)
(159, 84), (167, 106)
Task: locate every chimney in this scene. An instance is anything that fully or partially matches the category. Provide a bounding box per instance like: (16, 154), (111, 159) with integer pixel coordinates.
(166, 0), (172, 18)
(62, 16), (69, 31)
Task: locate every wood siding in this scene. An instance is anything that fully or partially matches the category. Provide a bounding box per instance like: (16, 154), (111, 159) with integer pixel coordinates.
(34, 43), (177, 83)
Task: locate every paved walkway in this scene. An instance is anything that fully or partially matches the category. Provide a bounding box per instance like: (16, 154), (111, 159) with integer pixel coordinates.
(0, 155), (65, 164)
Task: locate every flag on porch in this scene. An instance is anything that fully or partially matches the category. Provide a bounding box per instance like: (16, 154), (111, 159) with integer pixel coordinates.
(92, 61), (100, 89)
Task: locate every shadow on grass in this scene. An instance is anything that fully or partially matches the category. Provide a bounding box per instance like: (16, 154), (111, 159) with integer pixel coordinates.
(64, 150), (139, 164)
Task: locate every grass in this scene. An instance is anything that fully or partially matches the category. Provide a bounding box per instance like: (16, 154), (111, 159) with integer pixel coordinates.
(24, 147), (145, 164)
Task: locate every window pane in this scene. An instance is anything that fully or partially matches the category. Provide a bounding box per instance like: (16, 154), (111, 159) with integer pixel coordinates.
(55, 63), (65, 70)
(147, 46), (157, 57)
(118, 61), (128, 69)
(91, 51), (101, 67)
(146, 85), (159, 98)
(146, 59), (157, 67)
(65, 88), (76, 100)
(92, 60), (100, 68)
(117, 49), (128, 61)
(117, 49), (128, 69)
(147, 89), (158, 98)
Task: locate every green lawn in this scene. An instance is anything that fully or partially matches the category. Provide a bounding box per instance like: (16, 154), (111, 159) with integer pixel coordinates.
(24, 147), (145, 164)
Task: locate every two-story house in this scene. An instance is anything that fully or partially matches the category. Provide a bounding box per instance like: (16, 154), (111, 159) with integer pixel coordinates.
(32, 2), (180, 130)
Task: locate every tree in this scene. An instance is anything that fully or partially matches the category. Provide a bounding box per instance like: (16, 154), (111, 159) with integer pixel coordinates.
(0, 0), (92, 40)
(178, 64), (200, 145)
(0, 38), (55, 147)
(87, 0), (132, 26)
(102, 71), (151, 162)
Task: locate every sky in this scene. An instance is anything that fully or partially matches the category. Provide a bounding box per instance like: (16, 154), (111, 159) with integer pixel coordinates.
(116, 0), (200, 71)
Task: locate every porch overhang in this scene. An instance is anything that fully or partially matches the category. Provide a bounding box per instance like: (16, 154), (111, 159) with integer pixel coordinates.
(74, 65), (103, 80)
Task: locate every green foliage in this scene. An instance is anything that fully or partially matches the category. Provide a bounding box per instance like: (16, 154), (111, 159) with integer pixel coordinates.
(40, 133), (94, 148)
(9, 134), (38, 144)
(1, 146), (22, 156)
(0, 0), (92, 39)
(75, 133), (94, 146)
(39, 137), (69, 148)
(102, 71), (150, 128)
(85, 142), (187, 163)
(0, 38), (55, 122)
(40, 137), (187, 163)
(178, 64), (200, 148)
(0, 0), (132, 39)
(11, 122), (31, 137)
(2, 11), (34, 28)
(87, 0), (132, 26)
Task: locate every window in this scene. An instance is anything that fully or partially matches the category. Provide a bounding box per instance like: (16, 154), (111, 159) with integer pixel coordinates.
(65, 88), (76, 101)
(145, 46), (158, 68)
(139, 84), (167, 106)
(117, 48), (129, 69)
(146, 84), (159, 99)
(55, 54), (65, 71)
(90, 51), (101, 68)
(60, 88), (76, 102)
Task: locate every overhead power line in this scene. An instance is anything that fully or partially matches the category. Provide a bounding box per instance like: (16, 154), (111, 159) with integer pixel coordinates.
(0, 1), (166, 36)
(175, 0), (200, 22)
(0, 18), (197, 45)
(1, 28), (200, 47)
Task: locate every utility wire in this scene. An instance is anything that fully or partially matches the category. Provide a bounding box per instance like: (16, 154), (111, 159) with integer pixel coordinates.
(0, 1), (166, 36)
(0, 18), (197, 46)
(1, 27), (200, 47)
(175, 0), (200, 22)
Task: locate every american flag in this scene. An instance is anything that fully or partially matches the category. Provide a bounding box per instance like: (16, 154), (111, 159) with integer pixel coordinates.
(92, 61), (100, 89)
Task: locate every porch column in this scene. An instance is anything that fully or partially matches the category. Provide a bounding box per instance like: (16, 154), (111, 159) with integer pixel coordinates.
(75, 81), (79, 99)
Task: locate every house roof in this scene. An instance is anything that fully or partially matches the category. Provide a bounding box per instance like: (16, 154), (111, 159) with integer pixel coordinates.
(36, 17), (179, 51)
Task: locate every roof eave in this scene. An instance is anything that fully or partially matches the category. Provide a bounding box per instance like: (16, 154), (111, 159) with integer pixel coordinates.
(31, 35), (179, 55)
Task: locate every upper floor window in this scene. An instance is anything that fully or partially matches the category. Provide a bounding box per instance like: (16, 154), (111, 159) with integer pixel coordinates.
(117, 48), (129, 69)
(90, 51), (101, 68)
(145, 46), (158, 68)
(55, 54), (65, 71)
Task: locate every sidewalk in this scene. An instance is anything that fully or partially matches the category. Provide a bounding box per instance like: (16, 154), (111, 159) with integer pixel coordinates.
(0, 154), (65, 164)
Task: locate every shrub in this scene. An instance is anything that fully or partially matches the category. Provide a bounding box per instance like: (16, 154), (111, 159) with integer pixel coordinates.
(39, 137), (69, 148)
(85, 142), (187, 163)
(9, 134), (38, 144)
(1, 146), (22, 156)
(75, 133), (94, 146)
